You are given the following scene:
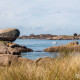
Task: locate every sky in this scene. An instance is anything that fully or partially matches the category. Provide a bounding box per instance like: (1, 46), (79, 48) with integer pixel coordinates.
(0, 0), (80, 35)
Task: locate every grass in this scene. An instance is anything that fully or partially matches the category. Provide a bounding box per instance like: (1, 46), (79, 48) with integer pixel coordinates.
(49, 53), (80, 80)
(0, 53), (80, 80)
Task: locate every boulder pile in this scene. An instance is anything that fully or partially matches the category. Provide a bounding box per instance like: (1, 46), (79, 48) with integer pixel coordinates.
(0, 28), (55, 66)
(0, 28), (33, 66)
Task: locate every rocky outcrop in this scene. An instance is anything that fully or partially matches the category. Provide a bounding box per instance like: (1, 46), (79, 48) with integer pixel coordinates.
(0, 54), (31, 66)
(44, 41), (80, 52)
(18, 34), (80, 40)
(18, 34), (57, 40)
(0, 46), (21, 55)
(0, 28), (20, 42)
(35, 57), (54, 66)
(0, 28), (33, 55)
(0, 54), (20, 66)
(0, 54), (55, 66)
(18, 57), (34, 65)
(67, 41), (79, 45)
(0, 28), (33, 54)
(0, 41), (33, 53)
(0, 28), (34, 66)
(8, 43), (33, 52)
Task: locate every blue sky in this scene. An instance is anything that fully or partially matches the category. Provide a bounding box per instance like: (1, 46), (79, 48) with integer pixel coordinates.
(0, 0), (80, 35)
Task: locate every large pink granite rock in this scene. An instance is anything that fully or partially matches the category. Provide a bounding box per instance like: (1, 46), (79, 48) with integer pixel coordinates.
(0, 28), (20, 42)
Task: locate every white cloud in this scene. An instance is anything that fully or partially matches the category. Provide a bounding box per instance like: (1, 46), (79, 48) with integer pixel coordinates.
(0, 0), (80, 35)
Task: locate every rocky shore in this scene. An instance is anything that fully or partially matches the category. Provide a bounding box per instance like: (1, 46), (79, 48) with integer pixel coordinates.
(18, 34), (80, 40)
(0, 28), (55, 67)
(0, 28), (80, 67)
(0, 28), (34, 66)
(0, 28), (80, 80)
(44, 41), (80, 52)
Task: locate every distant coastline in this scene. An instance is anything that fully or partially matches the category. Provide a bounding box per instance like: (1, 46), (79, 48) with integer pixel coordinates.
(18, 33), (80, 40)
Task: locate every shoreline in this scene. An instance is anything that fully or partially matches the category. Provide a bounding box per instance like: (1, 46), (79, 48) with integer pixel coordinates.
(18, 34), (80, 40)
(18, 38), (80, 40)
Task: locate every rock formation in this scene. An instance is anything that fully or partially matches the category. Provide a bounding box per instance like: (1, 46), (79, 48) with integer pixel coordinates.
(0, 28), (34, 66)
(0, 28), (56, 67)
(67, 41), (79, 45)
(18, 34), (80, 40)
(0, 46), (21, 55)
(8, 42), (33, 52)
(0, 28), (33, 53)
(35, 57), (54, 66)
(0, 54), (19, 66)
(0, 28), (20, 42)
(44, 41), (80, 52)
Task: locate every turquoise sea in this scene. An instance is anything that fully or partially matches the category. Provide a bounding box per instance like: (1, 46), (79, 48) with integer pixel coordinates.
(15, 39), (80, 60)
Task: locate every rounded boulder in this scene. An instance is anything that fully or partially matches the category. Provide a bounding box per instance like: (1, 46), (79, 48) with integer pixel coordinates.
(0, 28), (20, 42)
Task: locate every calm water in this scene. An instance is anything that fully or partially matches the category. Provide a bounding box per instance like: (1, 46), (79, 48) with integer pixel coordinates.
(14, 39), (80, 60)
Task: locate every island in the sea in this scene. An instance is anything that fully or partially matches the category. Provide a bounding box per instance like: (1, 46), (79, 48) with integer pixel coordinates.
(18, 33), (80, 40)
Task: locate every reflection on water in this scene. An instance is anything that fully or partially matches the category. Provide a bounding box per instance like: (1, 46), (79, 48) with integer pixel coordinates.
(14, 39), (79, 60)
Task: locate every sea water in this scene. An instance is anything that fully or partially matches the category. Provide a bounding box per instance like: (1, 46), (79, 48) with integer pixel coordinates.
(14, 39), (80, 60)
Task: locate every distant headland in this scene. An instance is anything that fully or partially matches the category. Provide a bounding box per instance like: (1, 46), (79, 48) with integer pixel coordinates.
(18, 33), (80, 40)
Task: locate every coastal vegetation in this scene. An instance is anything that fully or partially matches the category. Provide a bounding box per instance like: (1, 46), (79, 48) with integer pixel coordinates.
(0, 53), (80, 80)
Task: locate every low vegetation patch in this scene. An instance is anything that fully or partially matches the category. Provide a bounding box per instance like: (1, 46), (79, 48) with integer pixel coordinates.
(0, 53), (79, 80)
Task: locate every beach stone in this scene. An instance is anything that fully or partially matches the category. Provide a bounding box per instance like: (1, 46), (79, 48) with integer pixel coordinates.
(0, 28), (20, 42)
